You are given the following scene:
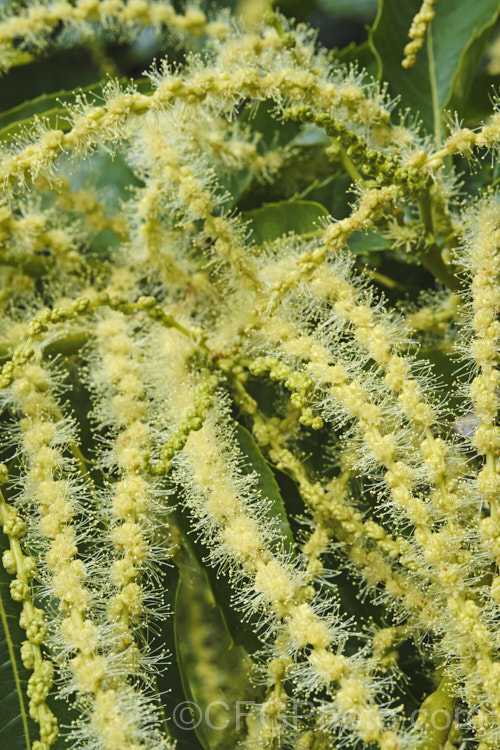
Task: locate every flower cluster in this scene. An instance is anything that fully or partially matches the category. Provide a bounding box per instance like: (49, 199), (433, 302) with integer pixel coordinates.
(2, 3), (500, 750)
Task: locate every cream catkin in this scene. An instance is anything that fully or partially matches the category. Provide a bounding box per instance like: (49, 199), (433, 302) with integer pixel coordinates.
(145, 338), (411, 749)
(5, 360), (172, 750)
(88, 312), (173, 687)
(3, 5), (500, 750)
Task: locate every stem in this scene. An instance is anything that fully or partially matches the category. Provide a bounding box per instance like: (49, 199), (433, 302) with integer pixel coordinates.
(418, 195), (460, 290)
(427, 26), (442, 148)
(0, 499), (32, 750)
(416, 673), (455, 750)
(362, 266), (402, 290)
(338, 146), (367, 187)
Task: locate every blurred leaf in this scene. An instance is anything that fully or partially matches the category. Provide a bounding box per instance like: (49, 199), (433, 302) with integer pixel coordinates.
(68, 150), (144, 206)
(1, 50), (34, 70)
(240, 100), (299, 147)
(216, 167), (253, 208)
(289, 125), (330, 149)
(419, 348), (465, 417)
(462, 71), (500, 123)
(335, 39), (378, 76)
(173, 573), (216, 750)
(0, 51), (101, 111)
(174, 549), (259, 750)
(0, 533), (37, 750)
(299, 173), (354, 219)
(244, 200), (329, 244)
(318, 0), (378, 22)
(347, 230), (391, 255)
(0, 93), (72, 142)
(148, 559), (206, 750)
(369, 0), (500, 137)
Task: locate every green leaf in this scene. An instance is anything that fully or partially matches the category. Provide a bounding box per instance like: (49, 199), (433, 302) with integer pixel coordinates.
(173, 549), (259, 750)
(233, 424), (296, 555)
(244, 200), (329, 245)
(462, 71), (500, 123)
(240, 100), (299, 148)
(216, 167), (253, 209)
(419, 348), (465, 418)
(153, 561), (207, 750)
(289, 126), (330, 149)
(0, 92), (71, 142)
(369, 0), (500, 138)
(169, 504), (261, 655)
(0, 534), (36, 750)
(297, 173), (354, 220)
(334, 40), (378, 77)
(0, 50), (34, 71)
(0, 51), (101, 111)
(347, 230), (391, 255)
(69, 150), (143, 205)
(173, 572), (212, 750)
(0, 78), (152, 142)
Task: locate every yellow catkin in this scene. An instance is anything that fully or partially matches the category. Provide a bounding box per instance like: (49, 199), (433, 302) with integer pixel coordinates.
(133, 126), (260, 290)
(181, 421), (404, 750)
(240, 317), (500, 733)
(261, 186), (398, 314)
(150, 339), (407, 750)
(0, 27), (399, 193)
(0, 1), (218, 72)
(9, 361), (172, 750)
(249, 408), (435, 622)
(460, 200), (500, 609)
(92, 312), (171, 669)
(402, 0), (439, 69)
(0, 485), (59, 750)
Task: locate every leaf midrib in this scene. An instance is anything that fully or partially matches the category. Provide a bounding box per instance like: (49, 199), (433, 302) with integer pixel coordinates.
(427, 25), (442, 147)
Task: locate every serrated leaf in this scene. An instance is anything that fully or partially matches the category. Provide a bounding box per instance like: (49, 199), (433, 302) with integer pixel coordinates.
(244, 200), (329, 245)
(369, 0), (500, 138)
(0, 533), (36, 750)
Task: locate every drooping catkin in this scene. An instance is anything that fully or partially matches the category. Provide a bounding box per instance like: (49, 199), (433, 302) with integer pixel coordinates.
(5, 358), (172, 750)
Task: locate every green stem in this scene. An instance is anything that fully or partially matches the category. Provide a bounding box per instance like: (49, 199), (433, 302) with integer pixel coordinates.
(416, 673), (455, 750)
(338, 146), (367, 187)
(427, 25), (442, 148)
(0, 493), (32, 750)
(418, 196), (460, 290)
